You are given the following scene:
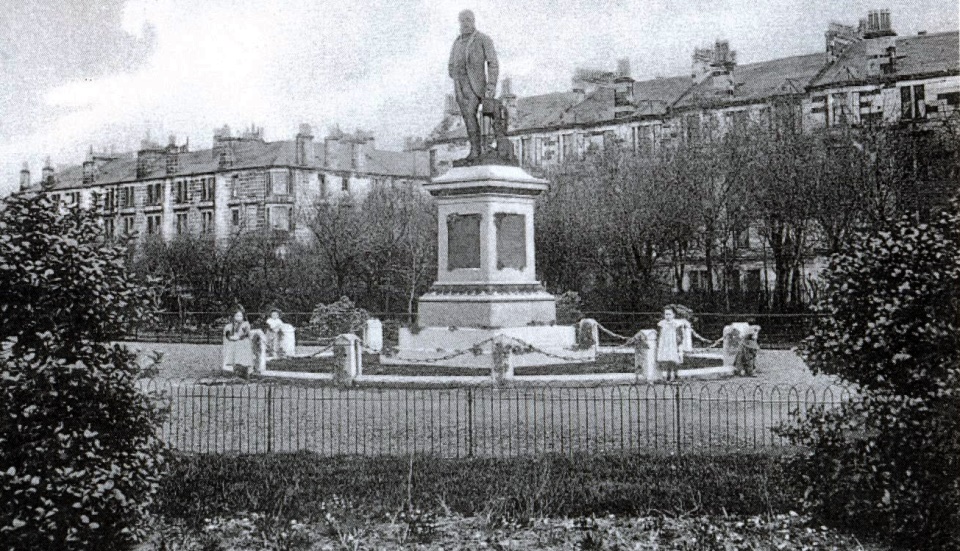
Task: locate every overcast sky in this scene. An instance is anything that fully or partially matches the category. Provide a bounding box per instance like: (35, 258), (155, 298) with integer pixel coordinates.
(1, 0), (957, 195)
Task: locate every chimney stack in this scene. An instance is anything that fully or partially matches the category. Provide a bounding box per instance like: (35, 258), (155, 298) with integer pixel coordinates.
(501, 77), (518, 112)
(295, 123), (315, 166)
(82, 146), (96, 185)
(41, 158), (55, 188)
(863, 8), (896, 39)
(613, 58), (636, 117)
(19, 162), (30, 192)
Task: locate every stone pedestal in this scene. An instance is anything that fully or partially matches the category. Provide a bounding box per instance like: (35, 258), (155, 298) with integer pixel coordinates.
(417, 165), (556, 328)
(384, 164), (586, 368)
(633, 330), (658, 382)
(363, 319), (383, 352)
(334, 334), (363, 386)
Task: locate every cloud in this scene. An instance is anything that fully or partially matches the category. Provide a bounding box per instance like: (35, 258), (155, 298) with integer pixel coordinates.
(1, 0), (957, 195)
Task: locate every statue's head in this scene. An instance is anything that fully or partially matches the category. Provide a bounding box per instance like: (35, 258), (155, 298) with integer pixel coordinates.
(458, 10), (476, 35)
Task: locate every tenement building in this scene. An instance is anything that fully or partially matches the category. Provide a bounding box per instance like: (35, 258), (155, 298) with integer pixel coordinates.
(427, 11), (958, 172)
(424, 10), (958, 304)
(20, 125), (430, 244)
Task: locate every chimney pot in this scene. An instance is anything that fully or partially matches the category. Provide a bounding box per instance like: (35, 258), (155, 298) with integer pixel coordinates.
(19, 163), (30, 192)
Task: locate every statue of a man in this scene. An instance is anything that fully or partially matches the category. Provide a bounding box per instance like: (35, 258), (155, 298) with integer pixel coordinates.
(448, 10), (498, 163)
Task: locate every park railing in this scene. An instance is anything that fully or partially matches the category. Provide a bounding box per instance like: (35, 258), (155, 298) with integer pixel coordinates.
(141, 379), (852, 457)
(126, 311), (823, 348)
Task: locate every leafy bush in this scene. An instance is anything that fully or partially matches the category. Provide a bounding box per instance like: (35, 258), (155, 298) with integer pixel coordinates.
(0, 192), (166, 550)
(308, 296), (369, 339)
(0, 192), (157, 354)
(555, 291), (584, 325)
(782, 202), (960, 549)
(0, 340), (168, 549)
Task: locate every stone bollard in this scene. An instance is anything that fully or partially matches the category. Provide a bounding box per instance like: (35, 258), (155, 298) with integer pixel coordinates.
(577, 318), (600, 352)
(250, 329), (267, 374)
(333, 333), (363, 386)
(363, 319), (384, 353)
(491, 337), (514, 385)
(632, 330), (658, 382)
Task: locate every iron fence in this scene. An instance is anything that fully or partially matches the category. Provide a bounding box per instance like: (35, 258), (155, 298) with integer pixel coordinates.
(126, 311), (822, 347)
(141, 379), (851, 457)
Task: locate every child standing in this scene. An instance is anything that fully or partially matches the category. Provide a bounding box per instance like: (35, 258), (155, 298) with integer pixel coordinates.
(656, 306), (684, 381)
(222, 307), (253, 374)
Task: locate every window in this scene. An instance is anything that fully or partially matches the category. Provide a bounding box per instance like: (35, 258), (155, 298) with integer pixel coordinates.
(561, 133), (574, 160)
(341, 176), (349, 192)
(829, 93), (848, 126)
(146, 182), (162, 206)
(174, 180), (188, 204)
(50, 194), (60, 204)
(200, 177), (215, 202)
(121, 187), (135, 208)
(176, 212), (188, 235)
(146, 214), (162, 235)
(231, 208), (240, 227)
(268, 206), (292, 231)
(688, 270), (708, 292)
(103, 188), (116, 211)
(901, 85), (926, 120)
(684, 114), (701, 141)
(104, 218), (115, 238)
(245, 205), (258, 229)
(939, 92), (960, 107)
(733, 226), (750, 249)
(231, 175), (239, 199)
(122, 215), (135, 235)
(201, 210), (213, 234)
(319, 173), (327, 195)
(268, 171), (290, 196)
(521, 137), (531, 165)
(745, 269), (762, 293)
(65, 192), (80, 205)
(727, 270), (742, 294)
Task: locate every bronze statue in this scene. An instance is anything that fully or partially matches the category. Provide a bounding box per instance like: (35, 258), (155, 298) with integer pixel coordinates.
(448, 10), (515, 166)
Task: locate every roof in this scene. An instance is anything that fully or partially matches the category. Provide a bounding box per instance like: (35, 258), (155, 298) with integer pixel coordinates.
(40, 137), (428, 191)
(676, 53), (825, 108)
(631, 75), (694, 113)
(812, 31), (959, 88)
(426, 30), (959, 141)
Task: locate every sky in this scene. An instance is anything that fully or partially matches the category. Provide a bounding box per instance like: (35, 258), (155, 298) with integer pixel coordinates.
(1, 0), (957, 195)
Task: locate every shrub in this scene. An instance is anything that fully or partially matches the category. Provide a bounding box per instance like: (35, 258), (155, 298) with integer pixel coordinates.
(308, 296), (369, 339)
(0, 192), (167, 550)
(0, 192), (157, 355)
(782, 202), (960, 549)
(0, 338), (168, 550)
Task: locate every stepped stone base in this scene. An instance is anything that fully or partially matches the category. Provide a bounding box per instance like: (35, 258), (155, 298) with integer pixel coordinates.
(417, 283), (557, 328)
(381, 326), (592, 368)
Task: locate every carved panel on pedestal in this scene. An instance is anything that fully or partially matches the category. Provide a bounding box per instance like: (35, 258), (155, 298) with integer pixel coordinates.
(447, 213), (481, 270)
(495, 213), (526, 270)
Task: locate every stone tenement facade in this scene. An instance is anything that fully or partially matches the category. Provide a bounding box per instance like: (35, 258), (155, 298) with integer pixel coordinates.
(426, 11), (959, 173)
(20, 125), (430, 244)
(424, 10), (958, 303)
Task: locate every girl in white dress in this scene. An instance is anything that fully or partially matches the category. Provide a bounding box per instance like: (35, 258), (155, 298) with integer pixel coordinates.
(656, 306), (683, 381)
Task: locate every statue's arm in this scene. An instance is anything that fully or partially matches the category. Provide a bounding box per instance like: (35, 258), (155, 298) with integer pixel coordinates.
(484, 35), (499, 88)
